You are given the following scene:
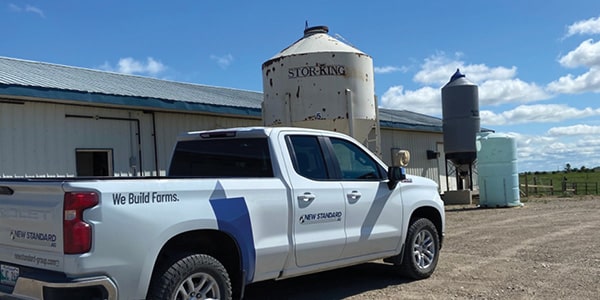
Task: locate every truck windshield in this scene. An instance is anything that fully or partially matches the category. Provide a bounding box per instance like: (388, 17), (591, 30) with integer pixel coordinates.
(168, 138), (274, 177)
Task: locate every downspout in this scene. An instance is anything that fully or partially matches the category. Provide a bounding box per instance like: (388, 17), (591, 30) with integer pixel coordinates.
(150, 111), (160, 176)
(345, 89), (355, 138)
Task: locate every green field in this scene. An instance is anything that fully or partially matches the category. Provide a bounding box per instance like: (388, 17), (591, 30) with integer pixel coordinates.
(519, 170), (600, 196)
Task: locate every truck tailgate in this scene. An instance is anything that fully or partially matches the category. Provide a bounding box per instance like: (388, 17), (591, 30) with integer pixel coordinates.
(0, 181), (65, 273)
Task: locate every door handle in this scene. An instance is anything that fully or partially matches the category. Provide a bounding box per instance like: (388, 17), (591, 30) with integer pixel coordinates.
(347, 190), (362, 201)
(298, 192), (316, 202)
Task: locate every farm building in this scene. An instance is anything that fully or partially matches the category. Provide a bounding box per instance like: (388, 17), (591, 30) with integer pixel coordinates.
(0, 56), (455, 191)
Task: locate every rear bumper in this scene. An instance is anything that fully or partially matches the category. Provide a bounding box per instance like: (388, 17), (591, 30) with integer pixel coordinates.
(0, 276), (117, 300)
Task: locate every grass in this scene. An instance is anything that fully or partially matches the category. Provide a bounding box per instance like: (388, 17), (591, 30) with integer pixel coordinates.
(519, 171), (600, 196)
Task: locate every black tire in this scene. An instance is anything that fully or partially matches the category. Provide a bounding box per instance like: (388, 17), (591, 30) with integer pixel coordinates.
(399, 218), (440, 279)
(148, 253), (232, 300)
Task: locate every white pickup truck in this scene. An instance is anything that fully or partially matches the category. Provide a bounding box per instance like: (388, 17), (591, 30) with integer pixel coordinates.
(0, 126), (444, 300)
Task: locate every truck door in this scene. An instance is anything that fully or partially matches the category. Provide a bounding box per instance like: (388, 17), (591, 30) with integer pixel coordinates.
(284, 134), (346, 267)
(327, 137), (403, 258)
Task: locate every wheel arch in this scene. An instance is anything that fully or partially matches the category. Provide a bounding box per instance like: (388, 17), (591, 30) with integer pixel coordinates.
(147, 229), (245, 299)
(409, 206), (444, 248)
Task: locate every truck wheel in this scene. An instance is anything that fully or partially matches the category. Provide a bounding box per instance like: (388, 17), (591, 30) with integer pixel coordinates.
(399, 218), (440, 279)
(148, 253), (232, 300)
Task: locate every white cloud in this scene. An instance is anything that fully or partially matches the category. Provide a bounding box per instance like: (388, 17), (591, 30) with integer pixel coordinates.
(379, 53), (551, 115)
(510, 131), (600, 171)
(479, 110), (505, 125)
(565, 16), (600, 38)
(547, 124), (600, 136)
(558, 39), (600, 68)
(413, 53), (517, 85)
(118, 57), (165, 75)
(374, 66), (407, 74)
(380, 85), (440, 115)
(480, 79), (550, 106)
(547, 67), (600, 94)
(481, 104), (600, 126)
(210, 54), (234, 69)
(550, 35), (600, 94)
(8, 4), (45, 18)
(100, 57), (166, 76)
(25, 5), (44, 18)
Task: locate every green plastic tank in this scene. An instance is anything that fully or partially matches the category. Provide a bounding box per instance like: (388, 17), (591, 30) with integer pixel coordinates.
(476, 132), (522, 207)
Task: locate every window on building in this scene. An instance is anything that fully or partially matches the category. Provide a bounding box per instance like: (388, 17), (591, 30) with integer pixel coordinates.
(76, 149), (113, 176)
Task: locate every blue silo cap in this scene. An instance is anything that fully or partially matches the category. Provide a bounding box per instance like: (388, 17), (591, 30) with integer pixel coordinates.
(449, 68), (465, 83)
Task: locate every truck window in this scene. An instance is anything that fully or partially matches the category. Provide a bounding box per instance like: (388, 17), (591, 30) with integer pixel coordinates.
(330, 138), (384, 180)
(168, 138), (274, 177)
(288, 136), (329, 180)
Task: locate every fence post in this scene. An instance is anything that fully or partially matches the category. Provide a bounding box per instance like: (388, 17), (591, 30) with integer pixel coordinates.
(534, 177), (538, 194)
(550, 179), (554, 195)
(524, 173), (529, 197)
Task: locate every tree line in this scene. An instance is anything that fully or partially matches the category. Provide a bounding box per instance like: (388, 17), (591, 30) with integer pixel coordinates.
(520, 163), (598, 175)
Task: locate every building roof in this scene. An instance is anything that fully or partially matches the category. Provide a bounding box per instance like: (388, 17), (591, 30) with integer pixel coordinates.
(0, 56), (263, 116)
(0, 56), (445, 132)
(378, 108), (442, 132)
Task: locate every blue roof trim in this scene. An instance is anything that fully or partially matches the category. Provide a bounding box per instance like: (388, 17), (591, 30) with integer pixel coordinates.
(1, 84), (458, 132)
(379, 120), (443, 132)
(0, 84), (262, 117)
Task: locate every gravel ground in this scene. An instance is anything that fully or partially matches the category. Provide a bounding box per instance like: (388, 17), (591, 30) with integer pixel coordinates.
(244, 196), (600, 299)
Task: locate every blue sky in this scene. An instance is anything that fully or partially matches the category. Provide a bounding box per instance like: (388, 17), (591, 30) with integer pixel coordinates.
(3, 0), (600, 172)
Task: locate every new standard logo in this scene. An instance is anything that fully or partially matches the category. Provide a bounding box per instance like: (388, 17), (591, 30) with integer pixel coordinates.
(299, 211), (343, 224)
(10, 230), (57, 248)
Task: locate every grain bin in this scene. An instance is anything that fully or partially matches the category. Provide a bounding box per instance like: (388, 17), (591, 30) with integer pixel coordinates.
(262, 25), (379, 153)
(477, 132), (522, 207)
(441, 69), (480, 166)
(441, 69), (480, 191)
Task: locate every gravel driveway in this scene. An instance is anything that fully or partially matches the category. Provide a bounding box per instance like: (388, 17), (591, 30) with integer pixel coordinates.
(244, 196), (600, 299)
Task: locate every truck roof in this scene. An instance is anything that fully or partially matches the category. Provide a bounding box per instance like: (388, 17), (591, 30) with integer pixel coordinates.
(178, 126), (350, 141)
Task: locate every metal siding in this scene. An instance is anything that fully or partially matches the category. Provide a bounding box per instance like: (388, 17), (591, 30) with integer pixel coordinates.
(0, 99), (261, 178)
(1, 101), (69, 177)
(0, 101), (160, 177)
(0, 102), (23, 176)
(139, 112), (158, 176)
(380, 128), (443, 187)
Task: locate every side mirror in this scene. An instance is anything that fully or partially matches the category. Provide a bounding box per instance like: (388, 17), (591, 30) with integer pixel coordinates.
(388, 149), (410, 190)
(387, 166), (406, 189)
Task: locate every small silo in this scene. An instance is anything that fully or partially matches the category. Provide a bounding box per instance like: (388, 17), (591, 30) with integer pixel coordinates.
(477, 133), (522, 207)
(441, 69), (480, 191)
(262, 25), (379, 153)
(441, 69), (480, 166)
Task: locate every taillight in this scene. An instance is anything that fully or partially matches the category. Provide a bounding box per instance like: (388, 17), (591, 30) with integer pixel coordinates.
(63, 192), (98, 254)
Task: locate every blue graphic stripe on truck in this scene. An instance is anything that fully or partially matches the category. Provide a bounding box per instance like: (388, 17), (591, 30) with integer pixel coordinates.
(209, 196), (256, 283)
